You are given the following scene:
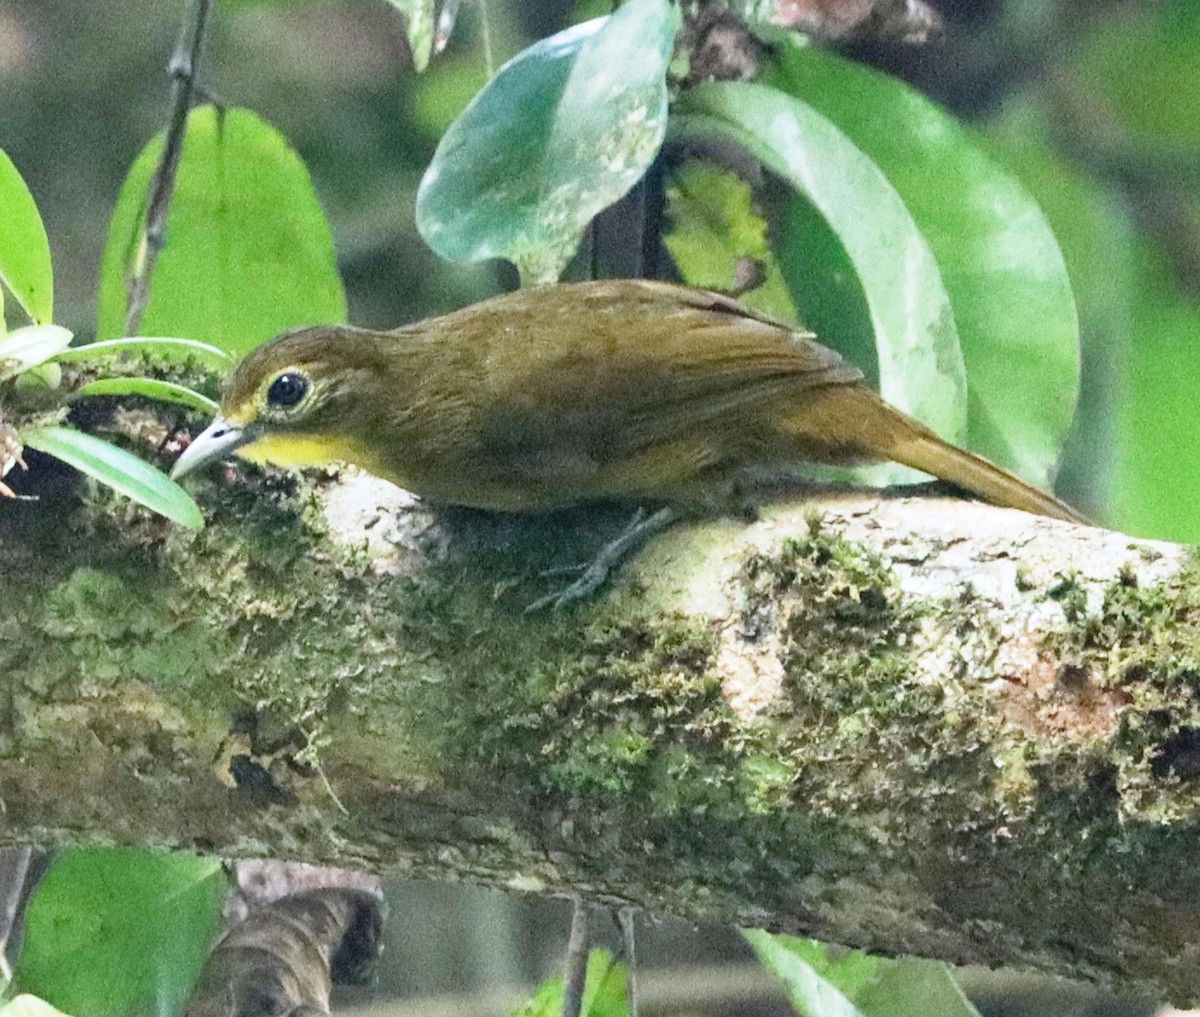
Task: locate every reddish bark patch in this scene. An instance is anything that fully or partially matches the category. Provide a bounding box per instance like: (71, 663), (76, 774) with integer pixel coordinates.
(997, 637), (1130, 741)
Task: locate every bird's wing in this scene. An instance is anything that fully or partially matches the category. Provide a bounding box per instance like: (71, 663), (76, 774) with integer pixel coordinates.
(462, 282), (865, 476)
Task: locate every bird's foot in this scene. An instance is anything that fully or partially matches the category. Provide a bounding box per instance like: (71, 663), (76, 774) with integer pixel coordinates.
(525, 505), (679, 612)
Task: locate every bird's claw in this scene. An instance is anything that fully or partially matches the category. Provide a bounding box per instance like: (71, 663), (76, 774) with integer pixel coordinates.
(523, 506), (678, 613)
(524, 558), (614, 613)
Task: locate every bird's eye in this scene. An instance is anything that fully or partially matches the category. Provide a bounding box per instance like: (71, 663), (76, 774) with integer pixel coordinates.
(266, 371), (309, 409)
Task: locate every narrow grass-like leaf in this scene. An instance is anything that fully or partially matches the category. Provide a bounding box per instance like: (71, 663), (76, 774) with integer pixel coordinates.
(53, 336), (233, 368)
(0, 325), (73, 381)
(97, 106), (345, 356)
(10, 849), (226, 1017)
(75, 377), (218, 414)
(0, 148), (54, 325)
(762, 40), (1079, 488)
(674, 82), (966, 482)
(21, 426), (204, 529)
(416, 0), (679, 284)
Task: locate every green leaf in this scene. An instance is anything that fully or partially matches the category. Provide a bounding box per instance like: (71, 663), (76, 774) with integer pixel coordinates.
(53, 336), (233, 368)
(21, 426), (205, 529)
(663, 162), (799, 323)
(75, 377), (219, 414)
(1111, 245), (1200, 541)
(760, 41), (1079, 489)
(744, 930), (980, 1017)
(0, 325), (73, 381)
(97, 106), (346, 356)
(511, 950), (629, 1017)
(0, 148), (54, 325)
(10, 849), (227, 1017)
(416, 0), (680, 284)
(776, 192), (879, 387)
(0, 997), (75, 1017)
(383, 0), (437, 71)
(673, 82), (966, 484)
(981, 99), (1137, 515)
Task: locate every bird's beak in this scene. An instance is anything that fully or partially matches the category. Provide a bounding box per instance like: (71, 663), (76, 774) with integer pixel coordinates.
(171, 416), (250, 480)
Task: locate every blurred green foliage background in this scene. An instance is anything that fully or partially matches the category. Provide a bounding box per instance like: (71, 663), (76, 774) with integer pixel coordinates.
(3, 1), (1198, 1012)
(4, 0), (1199, 540)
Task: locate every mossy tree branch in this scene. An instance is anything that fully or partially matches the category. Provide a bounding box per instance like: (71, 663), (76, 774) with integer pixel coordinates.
(2, 471), (1198, 1002)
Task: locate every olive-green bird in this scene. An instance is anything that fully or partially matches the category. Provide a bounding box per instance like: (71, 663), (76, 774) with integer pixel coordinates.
(173, 279), (1085, 584)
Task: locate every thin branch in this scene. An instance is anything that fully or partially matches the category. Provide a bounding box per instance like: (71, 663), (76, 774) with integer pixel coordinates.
(123, 0), (213, 336)
(562, 897), (589, 1017)
(618, 908), (638, 1017)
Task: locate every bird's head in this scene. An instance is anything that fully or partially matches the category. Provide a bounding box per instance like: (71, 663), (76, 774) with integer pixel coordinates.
(171, 325), (392, 481)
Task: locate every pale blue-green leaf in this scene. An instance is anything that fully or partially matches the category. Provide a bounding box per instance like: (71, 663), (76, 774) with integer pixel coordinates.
(21, 426), (204, 529)
(0, 325), (73, 381)
(75, 377), (219, 414)
(0, 148), (54, 325)
(416, 0), (680, 284)
(673, 83), (966, 484)
(762, 40), (1079, 488)
(53, 336), (233, 368)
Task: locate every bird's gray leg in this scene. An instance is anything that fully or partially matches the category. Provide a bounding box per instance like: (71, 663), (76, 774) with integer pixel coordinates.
(525, 505), (680, 612)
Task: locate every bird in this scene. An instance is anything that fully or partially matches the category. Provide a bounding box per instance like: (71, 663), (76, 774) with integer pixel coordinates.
(172, 279), (1085, 604)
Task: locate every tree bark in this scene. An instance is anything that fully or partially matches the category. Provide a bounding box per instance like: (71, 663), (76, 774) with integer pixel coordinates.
(2, 470), (1198, 1003)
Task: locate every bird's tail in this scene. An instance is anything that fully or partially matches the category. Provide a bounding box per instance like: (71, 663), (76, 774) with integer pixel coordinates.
(781, 386), (1088, 525)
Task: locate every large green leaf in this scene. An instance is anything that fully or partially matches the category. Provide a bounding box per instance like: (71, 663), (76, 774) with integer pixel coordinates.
(10, 849), (227, 1017)
(775, 192), (879, 388)
(981, 99), (1137, 517)
(761, 41), (1080, 489)
(21, 426), (204, 529)
(416, 0), (680, 284)
(97, 106), (345, 356)
(0, 148), (54, 326)
(1111, 245), (1200, 542)
(744, 930), (980, 1017)
(673, 82), (966, 483)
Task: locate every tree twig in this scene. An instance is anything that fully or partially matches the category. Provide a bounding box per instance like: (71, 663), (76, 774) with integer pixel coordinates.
(617, 908), (638, 1017)
(123, 0), (213, 336)
(562, 897), (589, 1017)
